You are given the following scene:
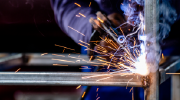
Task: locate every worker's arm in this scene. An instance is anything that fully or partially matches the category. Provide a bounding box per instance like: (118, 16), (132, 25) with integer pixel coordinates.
(50, 0), (100, 43)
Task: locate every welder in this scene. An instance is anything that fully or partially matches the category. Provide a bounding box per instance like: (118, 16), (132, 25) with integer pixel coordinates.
(50, 0), (180, 100)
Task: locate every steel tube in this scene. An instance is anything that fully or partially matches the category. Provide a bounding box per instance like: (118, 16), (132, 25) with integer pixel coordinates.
(145, 0), (159, 99)
(0, 72), (143, 87)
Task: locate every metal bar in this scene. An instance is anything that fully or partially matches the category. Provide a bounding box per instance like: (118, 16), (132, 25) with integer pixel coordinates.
(144, 71), (159, 100)
(26, 53), (110, 66)
(171, 74), (180, 100)
(145, 0), (159, 99)
(159, 56), (180, 84)
(0, 72), (143, 87)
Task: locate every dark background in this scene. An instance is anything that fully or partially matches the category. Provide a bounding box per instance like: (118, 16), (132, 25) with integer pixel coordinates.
(0, 0), (82, 100)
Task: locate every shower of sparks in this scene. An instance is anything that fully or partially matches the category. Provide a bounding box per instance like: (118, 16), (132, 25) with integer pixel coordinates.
(79, 13), (86, 17)
(74, 3), (81, 7)
(76, 85), (81, 89)
(68, 26), (85, 36)
(82, 92), (86, 98)
(15, 68), (21, 73)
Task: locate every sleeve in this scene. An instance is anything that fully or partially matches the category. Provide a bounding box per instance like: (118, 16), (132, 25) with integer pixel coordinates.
(50, 0), (99, 44)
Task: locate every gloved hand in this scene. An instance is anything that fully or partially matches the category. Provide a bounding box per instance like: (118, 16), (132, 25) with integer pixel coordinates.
(88, 11), (126, 61)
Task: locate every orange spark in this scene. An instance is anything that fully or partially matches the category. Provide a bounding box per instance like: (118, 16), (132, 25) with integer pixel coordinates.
(15, 68), (21, 73)
(41, 53), (48, 56)
(162, 53), (164, 59)
(110, 27), (118, 37)
(166, 73), (180, 74)
(53, 64), (68, 66)
(82, 92), (86, 98)
(97, 17), (104, 23)
(96, 88), (99, 92)
(52, 58), (75, 63)
(68, 26), (85, 36)
(89, 2), (91, 7)
(62, 48), (65, 53)
(52, 54), (65, 57)
(90, 41), (101, 42)
(129, 87), (133, 93)
(79, 13), (86, 17)
(89, 56), (93, 61)
(74, 3), (81, 7)
(79, 40), (90, 45)
(126, 78), (133, 89)
(55, 44), (75, 51)
(76, 85), (81, 89)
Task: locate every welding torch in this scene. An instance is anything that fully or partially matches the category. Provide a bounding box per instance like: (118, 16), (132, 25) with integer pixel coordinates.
(88, 11), (135, 61)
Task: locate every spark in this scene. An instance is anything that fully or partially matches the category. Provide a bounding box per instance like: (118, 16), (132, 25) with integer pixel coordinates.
(82, 92), (86, 98)
(96, 88), (99, 92)
(68, 26), (85, 36)
(129, 87), (133, 93)
(96, 76), (113, 82)
(166, 73), (180, 74)
(97, 17), (104, 23)
(52, 54), (65, 57)
(79, 13), (86, 17)
(126, 78), (133, 89)
(76, 85), (81, 89)
(76, 15), (80, 17)
(89, 2), (91, 7)
(89, 56), (93, 61)
(79, 40), (90, 45)
(110, 27), (118, 37)
(53, 64), (68, 66)
(41, 53), (48, 56)
(62, 49), (65, 53)
(52, 58), (75, 63)
(90, 41), (101, 42)
(55, 44), (75, 51)
(162, 53), (164, 59)
(74, 3), (81, 7)
(82, 74), (113, 79)
(96, 97), (100, 100)
(15, 68), (21, 73)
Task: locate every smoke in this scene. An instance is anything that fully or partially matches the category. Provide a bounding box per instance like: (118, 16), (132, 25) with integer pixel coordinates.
(159, 0), (177, 41)
(119, 0), (177, 74)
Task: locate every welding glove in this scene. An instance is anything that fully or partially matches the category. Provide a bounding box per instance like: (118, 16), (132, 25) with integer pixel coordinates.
(88, 11), (126, 61)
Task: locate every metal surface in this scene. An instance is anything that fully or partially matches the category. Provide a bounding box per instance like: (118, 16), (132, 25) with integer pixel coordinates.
(0, 72), (143, 87)
(159, 56), (180, 84)
(144, 71), (159, 100)
(26, 53), (104, 66)
(145, 0), (159, 99)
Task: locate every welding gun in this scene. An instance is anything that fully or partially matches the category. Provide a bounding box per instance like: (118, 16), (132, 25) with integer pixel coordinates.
(88, 11), (130, 60)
